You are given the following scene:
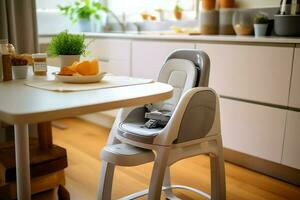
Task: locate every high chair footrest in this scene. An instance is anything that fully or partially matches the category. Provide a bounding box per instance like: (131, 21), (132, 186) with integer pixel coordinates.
(118, 184), (211, 200)
(100, 143), (155, 166)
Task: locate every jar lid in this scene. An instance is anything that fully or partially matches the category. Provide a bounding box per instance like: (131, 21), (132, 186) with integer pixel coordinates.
(0, 39), (8, 44)
(32, 53), (47, 58)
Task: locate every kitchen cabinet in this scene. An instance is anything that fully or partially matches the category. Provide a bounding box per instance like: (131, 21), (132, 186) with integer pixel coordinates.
(83, 39), (131, 120)
(289, 46), (300, 109)
(282, 111), (300, 169)
(220, 98), (287, 163)
(132, 41), (194, 80)
(86, 39), (131, 76)
(196, 43), (294, 106)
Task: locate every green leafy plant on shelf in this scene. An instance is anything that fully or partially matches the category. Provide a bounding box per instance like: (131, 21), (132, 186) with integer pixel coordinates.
(58, 0), (108, 23)
(174, 0), (183, 20)
(47, 31), (87, 56)
(254, 14), (269, 24)
(174, 4), (183, 12)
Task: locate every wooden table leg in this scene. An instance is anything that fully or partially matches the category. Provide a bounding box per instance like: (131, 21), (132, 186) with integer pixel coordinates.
(37, 121), (53, 149)
(14, 124), (31, 200)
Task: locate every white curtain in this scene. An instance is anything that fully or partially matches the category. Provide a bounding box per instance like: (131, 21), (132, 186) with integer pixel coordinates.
(0, 0), (39, 53)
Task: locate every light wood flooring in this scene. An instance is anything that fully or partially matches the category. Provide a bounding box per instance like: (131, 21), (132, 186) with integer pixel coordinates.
(47, 118), (300, 200)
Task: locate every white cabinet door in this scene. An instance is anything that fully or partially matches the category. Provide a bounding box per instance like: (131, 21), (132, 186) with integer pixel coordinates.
(87, 38), (131, 60)
(100, 59), (131, 76)
(132, 41), (194, 80)
(289, 46), (300, 109)
(86, 39), (131, 76)
(220, 98), (287, 163)
(282, 111), (300, 169)
(196, 43), (294, 106)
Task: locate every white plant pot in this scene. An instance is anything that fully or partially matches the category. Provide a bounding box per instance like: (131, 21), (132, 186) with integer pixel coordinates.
(12, 65), (28, 79)
(254, 24), (268, 37)
(59, 55), (80, 67)
(78, 19), (91, 32)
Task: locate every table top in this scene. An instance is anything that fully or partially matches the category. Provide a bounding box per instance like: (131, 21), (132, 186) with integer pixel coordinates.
(0, 69), (173, 124)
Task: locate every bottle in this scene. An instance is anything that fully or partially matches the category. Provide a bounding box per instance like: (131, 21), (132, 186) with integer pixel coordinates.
(0, 39), (13, 81)
(1, 40), (15, 81)
(0, 39), (9, 82)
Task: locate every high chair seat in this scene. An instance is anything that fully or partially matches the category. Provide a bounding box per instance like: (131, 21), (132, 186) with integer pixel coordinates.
(118, 122), (162, 144)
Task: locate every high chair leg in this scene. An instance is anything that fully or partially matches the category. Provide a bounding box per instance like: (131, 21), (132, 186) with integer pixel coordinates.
(163, 167), (181, 200)
(210, 139), (226, 200)
(148, 147), (170, 200)
(217, 139), (226, 200)
(210, 153), (219, 200)
(97, 162), (115, 200)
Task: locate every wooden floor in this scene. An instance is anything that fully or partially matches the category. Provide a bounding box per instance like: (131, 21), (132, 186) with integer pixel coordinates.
(47, 118), (300, 200)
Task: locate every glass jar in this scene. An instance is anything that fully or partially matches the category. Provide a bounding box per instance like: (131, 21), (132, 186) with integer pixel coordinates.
(200, 10), (219, 35)
(219, 9), (235, 35)
(32, 53), (47, 76)
(232, 10), (254, 35)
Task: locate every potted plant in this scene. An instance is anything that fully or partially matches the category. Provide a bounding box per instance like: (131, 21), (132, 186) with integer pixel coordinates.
(253, 14), (269, 37)
(11, 56), (29, 79)
(58, 0), (108, 32)
(174, 2), (183, 20)
(47, 31), (87, 67)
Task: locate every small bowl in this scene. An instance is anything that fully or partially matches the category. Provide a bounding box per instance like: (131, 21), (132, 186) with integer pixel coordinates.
(12, 65), (28, 79)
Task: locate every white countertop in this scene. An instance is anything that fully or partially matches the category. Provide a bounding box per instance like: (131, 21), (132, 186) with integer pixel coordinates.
(39, 32), (300, 44)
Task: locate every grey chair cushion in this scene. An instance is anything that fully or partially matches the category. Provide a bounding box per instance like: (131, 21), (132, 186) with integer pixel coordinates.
(118, 107), (163, 144)
(118, 122), (162, 144)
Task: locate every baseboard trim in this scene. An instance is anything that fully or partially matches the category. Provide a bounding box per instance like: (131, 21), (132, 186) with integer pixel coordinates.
(224, 148), (300, 186)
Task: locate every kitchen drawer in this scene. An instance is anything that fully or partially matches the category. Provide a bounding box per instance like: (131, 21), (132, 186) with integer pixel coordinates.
(220, 98), (287, 163)
(132, 41), (194, 80)
(289, 46), (300, 109)
(197, 43), (294, 106)
(282, 111), (300, 169)
(86, 38), (131, 60)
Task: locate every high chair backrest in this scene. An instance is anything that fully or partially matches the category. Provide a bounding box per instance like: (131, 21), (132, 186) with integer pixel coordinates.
(156, 58), (197, 111)
(154, 49), (210, 111)
(165, 49), (210, 87)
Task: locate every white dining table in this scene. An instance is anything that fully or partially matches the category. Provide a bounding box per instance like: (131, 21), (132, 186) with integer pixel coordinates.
(0, 69), (173, 200)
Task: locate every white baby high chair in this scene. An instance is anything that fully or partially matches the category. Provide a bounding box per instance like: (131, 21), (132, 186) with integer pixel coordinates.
(97, 50), (226, 200)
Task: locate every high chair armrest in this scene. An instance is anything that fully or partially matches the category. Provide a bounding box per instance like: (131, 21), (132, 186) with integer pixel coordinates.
(153, 87), (219, 145)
